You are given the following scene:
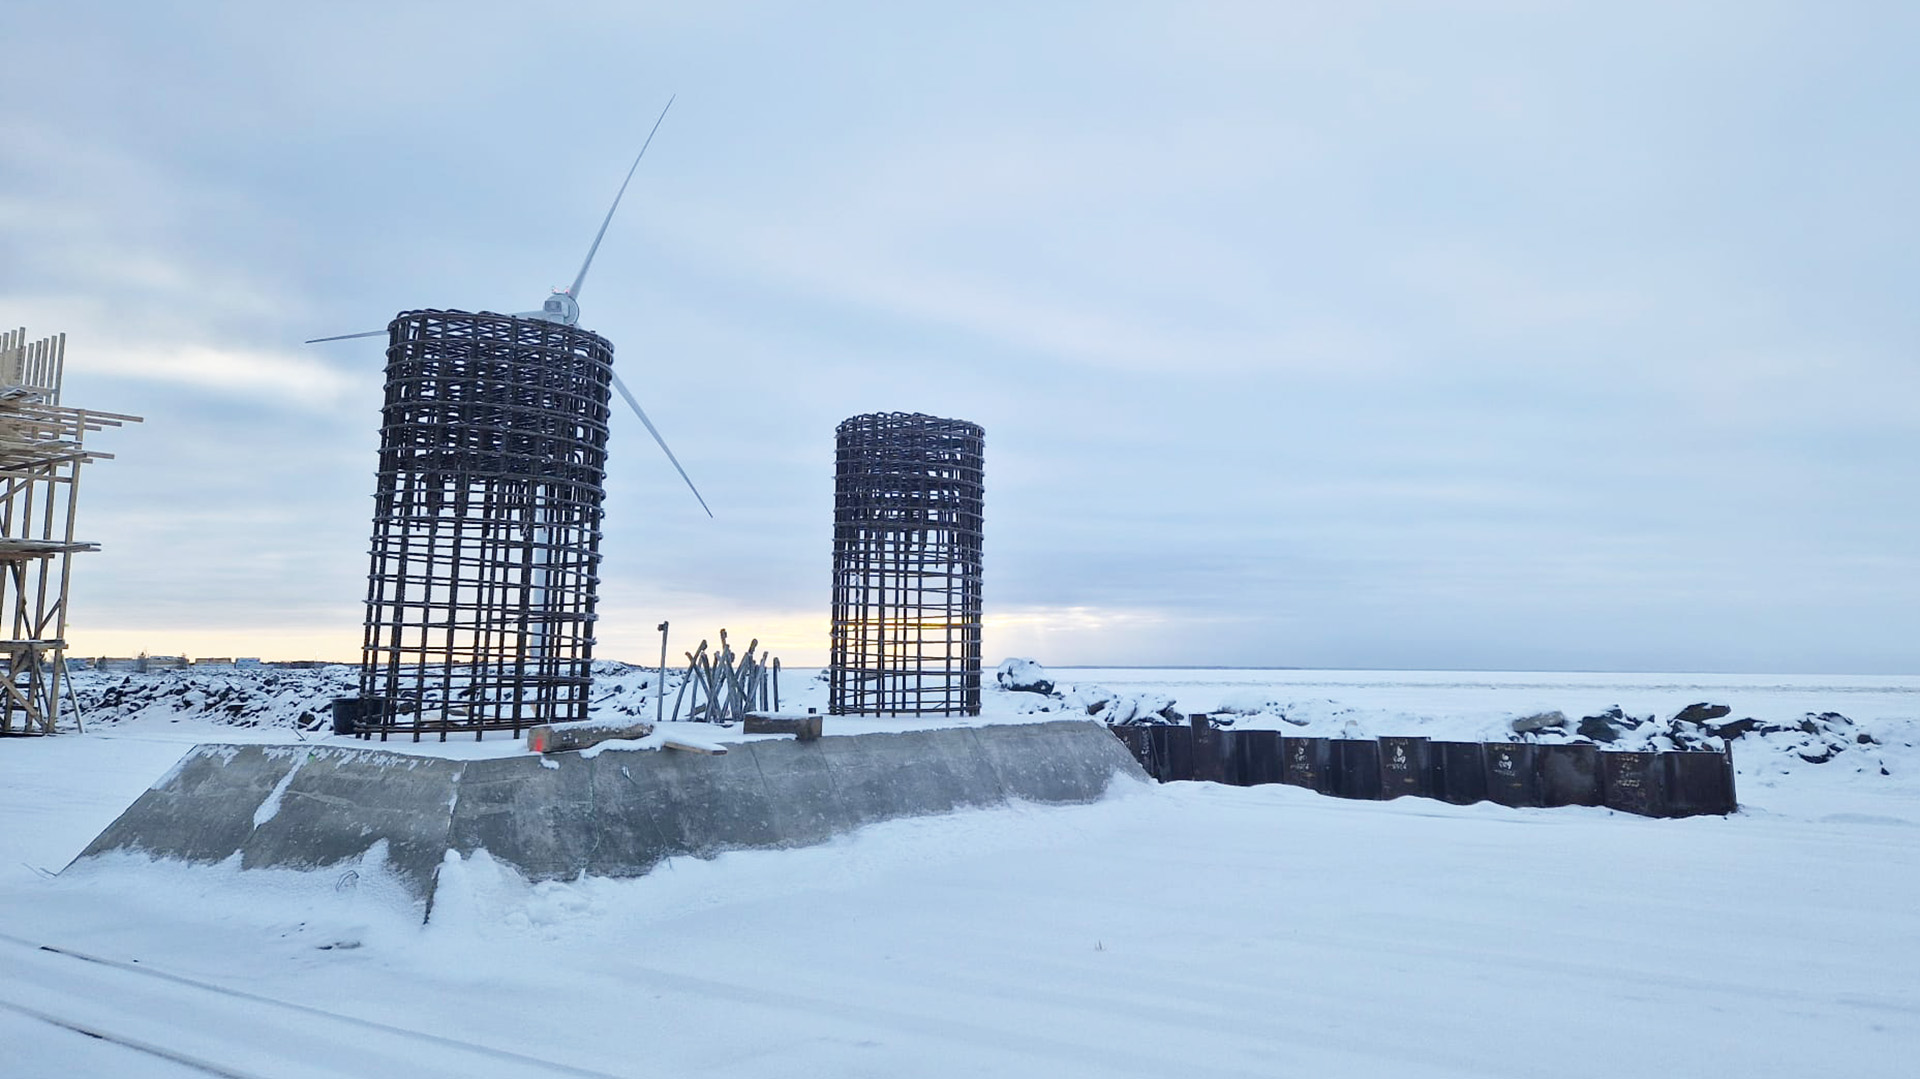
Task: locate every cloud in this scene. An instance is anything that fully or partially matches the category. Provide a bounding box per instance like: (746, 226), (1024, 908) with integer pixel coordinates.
(5, 2), (1917, 673)
(80, 343), (364, 409)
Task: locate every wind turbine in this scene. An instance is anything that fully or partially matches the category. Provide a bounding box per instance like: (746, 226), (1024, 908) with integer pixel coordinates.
(308, 96), (710, 517)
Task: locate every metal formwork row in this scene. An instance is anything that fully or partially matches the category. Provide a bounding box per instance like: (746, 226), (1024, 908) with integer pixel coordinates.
(828, 412), (983, 716)
(1107, 723), (1740, 818)
(359, 310), (611, 739)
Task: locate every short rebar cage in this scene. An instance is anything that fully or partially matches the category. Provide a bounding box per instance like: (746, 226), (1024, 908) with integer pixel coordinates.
(359, 310), (611, 739)
(828, 412), (984, 716)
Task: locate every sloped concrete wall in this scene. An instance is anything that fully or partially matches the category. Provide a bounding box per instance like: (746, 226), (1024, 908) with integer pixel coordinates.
(80, 744), (308, 864)
(74, 744), (469, 898)
(70, 721), (1146, 910)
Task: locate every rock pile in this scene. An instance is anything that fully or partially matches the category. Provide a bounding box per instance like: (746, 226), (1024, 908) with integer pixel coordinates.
(70, 665), (361, 730)
(1072, 687), (1187, 727)
(1515, 701), (1883, 770)
(65, 661), (667, 732)
(990, 658), (1188, 726)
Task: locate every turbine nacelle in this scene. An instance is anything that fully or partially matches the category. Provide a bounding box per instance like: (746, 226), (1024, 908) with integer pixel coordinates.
(526, 290), (580, 326)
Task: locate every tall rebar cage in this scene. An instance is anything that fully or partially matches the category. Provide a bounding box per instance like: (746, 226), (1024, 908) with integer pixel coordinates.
(828, 412), (984, 716)
(359, 310), (612, 739)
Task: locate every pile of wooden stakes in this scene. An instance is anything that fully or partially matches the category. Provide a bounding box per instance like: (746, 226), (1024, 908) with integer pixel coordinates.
(672, 629), (780, 723)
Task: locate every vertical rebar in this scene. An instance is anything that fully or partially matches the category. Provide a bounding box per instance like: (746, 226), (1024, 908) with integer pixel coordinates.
(828, 412), (984, 716)
(358, 310), (612, 735)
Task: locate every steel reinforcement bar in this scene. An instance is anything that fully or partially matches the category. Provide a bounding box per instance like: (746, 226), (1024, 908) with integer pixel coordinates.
(829, 412), (984, 716)
(359, 310), (612, 739)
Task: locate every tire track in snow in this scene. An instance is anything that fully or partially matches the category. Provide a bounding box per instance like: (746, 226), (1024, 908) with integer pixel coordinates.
(0, 932), (625, 1079)
(0, 995), (266, 1078)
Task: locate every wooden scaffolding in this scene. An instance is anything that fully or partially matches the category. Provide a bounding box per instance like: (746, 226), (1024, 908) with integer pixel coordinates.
(0, 329), (140, 735)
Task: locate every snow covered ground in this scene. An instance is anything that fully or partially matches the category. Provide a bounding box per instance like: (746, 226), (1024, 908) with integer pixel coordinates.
(4, 667), (1917, 1077)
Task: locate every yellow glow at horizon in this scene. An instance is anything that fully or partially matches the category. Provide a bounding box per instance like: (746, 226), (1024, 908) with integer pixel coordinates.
(67, 605), (1196, 667)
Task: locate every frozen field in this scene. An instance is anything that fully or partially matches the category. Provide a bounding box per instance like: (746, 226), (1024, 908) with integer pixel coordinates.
(2, 668), (1916, 1077)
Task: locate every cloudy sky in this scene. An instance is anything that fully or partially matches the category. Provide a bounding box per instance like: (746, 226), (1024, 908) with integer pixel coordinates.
(2, 2), (1915, 672)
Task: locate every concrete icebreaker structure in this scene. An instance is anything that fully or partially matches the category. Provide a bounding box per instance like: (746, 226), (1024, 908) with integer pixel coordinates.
(70, 722), (1147, 916)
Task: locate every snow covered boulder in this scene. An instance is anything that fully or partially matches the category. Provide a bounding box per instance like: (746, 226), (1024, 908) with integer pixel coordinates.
(1764, 711), (1863, 764)
(1088, 691), (1184, 726)
(996, 658), (1055, 695)
(1577, 706), (1646, 743)
(1511, 711), (1568, 734)
(1709, 716), (1762, 740)
(1673, 702), (1732, 725)
(1211, 691), (1267, 716)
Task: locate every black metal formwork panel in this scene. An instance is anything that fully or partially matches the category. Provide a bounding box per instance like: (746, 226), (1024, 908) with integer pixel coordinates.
(1212, 730), (1246, 785)
(1235, 730), (1283, 785)
(1538, 743), (1601, 807)
(1281, 737), (1332, 793)
(1433, 741), (1488, 805)
(1107, 725), (1155, 780)
(1331, 739), (1383, 800)
(1483, 743), (1543, 808)
(330, 696), (388, 736)
(1190, 715), (1230, 784)
(1600, 751), (1666, 817)
(1664, 751), (1737, 818)
(1378, 736), (1433, 799)
(1133, 726), (1161, 780)
(1149, 724), (1195, 782)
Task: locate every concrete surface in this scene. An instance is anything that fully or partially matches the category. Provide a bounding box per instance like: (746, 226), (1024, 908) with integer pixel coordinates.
(69, 721), (1146, 915)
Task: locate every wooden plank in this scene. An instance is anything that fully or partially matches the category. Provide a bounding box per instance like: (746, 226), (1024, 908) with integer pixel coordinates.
(662, 733), (729, 755)
(742, 712), (824, 741)
(526, 718), (655, 754)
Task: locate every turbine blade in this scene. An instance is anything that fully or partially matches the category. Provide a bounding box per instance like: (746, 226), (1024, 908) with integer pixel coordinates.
(568, 95), (675, 302)
(304, 329), (387, 344)
(610, 370), (712, 518)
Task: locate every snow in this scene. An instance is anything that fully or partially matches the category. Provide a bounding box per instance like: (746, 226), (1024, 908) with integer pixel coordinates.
(251, 748), (305, 827)
(995, 657), (1055, 693)
(4, 667), (1918, 1076)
